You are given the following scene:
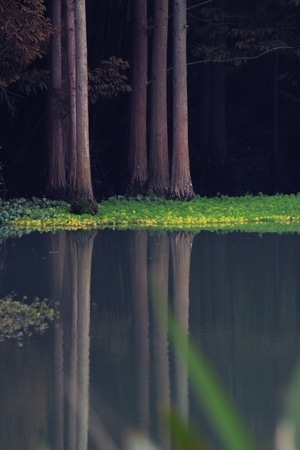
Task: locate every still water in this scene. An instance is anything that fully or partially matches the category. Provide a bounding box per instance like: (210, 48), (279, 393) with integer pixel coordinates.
(0, 229), (300, 450)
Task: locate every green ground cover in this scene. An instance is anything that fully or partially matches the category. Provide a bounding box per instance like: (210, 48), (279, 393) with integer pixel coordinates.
(1, 193), (300, 237)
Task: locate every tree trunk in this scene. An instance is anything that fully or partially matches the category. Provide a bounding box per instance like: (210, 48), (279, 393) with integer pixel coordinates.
(48, 0), (67, 198)
(65, 0), (77, 194)
(198, 62), (211, 162)
(129, 0), (148, 194)
(170, 0), (194, 199)
(210, 63), (226, 168)
(69, 0), (97, 214)
(271, 53), (279, 192)
(148, 0), (170, 196)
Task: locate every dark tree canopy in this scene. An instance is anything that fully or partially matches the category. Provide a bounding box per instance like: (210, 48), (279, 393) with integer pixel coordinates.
(0, 0), (52, 89)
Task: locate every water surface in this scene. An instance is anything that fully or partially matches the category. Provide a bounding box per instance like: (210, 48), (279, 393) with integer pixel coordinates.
(0, 230), (300, 449)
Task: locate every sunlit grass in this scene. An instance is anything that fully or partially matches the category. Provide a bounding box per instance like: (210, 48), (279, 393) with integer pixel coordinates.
(2, 193), (300, 235)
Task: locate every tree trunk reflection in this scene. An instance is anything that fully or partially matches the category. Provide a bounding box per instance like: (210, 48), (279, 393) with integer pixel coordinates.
(51, 231), (96, 450)
(130, 231), (150, 433)
(149, 232), (170, 449)
(171, 232), (194, 421)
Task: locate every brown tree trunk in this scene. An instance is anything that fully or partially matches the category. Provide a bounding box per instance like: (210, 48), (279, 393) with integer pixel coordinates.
(48, 0), (67, 197)
(210, 61), (226, 167)
(148, 0), (170, 196)
(198, 62), (211, 162)
(271, 53), (279, 192)
(198, 0), (227, 194)
(72, 0), (96, 210)
(170, 0), (194, 199)
(129, 0), (148, 194)
(65, 0), (77, 194)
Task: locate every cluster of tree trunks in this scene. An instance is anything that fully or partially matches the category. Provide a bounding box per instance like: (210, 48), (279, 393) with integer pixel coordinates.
(130, 0), (195, 199)
(2, 0), (300, 199)
(49, 0), (97, 212)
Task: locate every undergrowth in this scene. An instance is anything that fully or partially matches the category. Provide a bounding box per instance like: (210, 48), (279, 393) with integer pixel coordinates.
(1, 193), (300, 238)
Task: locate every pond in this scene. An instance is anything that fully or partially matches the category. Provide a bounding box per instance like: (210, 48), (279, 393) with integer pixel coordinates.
(0, 229), (300, 450)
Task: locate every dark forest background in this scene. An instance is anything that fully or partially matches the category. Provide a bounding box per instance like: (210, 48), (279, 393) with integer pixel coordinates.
(2, 0), (300, 200)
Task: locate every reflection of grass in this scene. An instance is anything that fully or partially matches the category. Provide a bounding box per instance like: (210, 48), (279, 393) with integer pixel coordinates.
(0, 293), (58, 344)
(3, 193), (300, 234)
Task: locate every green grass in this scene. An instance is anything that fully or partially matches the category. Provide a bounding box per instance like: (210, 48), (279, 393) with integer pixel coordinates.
(1, 193), (300, 236)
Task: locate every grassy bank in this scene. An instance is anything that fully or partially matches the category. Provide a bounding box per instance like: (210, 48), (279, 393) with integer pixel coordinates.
(1, 193), (300, 236)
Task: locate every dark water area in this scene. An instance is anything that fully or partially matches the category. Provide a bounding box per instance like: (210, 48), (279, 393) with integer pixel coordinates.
(0, 229), (300, 449)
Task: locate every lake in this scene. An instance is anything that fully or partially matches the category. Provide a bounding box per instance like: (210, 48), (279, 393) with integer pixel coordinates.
(0, 229), (299, 450)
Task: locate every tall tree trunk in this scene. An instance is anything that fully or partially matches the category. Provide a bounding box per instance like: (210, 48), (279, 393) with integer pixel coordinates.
(197, 0), (227, 195)
(65, 0), (77, 194)
(72, 0), (96, 210)
(210, 64), (226, 168)
(198, 62), (211, 163)
(271, 53), (279, 192)
(48, 0), (66, 197)
(129, 0), (148, 194)
(170, 0), (194, 199)
(148, 0), (170, 196)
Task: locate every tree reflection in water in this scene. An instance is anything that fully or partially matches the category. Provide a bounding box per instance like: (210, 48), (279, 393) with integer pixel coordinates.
(4, 230), (298, 449)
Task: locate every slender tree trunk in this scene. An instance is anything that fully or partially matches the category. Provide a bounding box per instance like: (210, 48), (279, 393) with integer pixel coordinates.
(64, 0), (98, 214)
(198, 62), (211, 162)
(271, 53), (279, 192)
(48, 0), (66, 197)
(210, 63), (226, 168)
(65, 0), (77, 194)
(148, 0), (169, 196)
(74, 0), (94, 200)
(170, 0), (194, 199)
(129, 0), (148, 194)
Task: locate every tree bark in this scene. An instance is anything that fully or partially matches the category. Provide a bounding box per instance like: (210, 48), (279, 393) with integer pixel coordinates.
(170, 0), (194, 199)
(129, 0), (148, 194)
(271, 53), (279, 192)
(74, 0), (94, 200)
(48, 0), (66, 197)
(148, 0), (170, 196)
(65, 0), (77, 194)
